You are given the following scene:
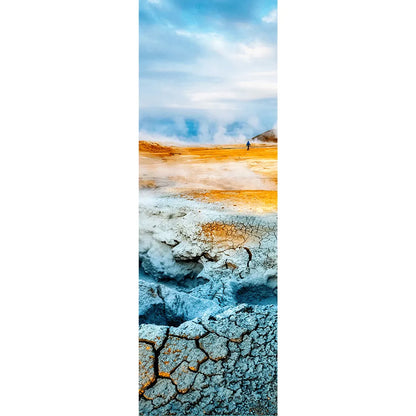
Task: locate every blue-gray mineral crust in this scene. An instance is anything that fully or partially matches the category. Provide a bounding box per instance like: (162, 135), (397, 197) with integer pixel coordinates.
(139, 195), (277, 415)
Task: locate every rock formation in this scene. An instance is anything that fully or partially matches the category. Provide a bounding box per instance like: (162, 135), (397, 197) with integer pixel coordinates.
(251, 129), (278, 143)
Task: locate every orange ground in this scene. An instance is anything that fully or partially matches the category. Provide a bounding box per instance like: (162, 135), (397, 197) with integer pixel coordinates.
(139, 141), (277, 161)
(183, 190), (277, 213)
(139, 141), (278, 213)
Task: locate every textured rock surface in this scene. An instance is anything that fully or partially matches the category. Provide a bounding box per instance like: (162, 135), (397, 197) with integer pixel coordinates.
(139, 305), (277, 415)
(139, 195), (277, 311)
(139, 194), (277, 415)
(139, 342), (156, 395)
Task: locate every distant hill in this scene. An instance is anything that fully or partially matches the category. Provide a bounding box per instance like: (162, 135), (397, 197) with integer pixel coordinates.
(251, 129), (277, 143)
(139, 141), (176, 155)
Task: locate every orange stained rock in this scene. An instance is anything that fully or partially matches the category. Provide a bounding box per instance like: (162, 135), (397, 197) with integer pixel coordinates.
(178, 387), (188, 394)
(139, 377), (154, 396)
(225, 261), (238, 270)
(139, 343), (156, 396)
(201, 222), (249, 248)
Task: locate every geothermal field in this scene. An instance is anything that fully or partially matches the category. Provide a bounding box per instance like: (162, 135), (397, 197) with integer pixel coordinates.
(139, 140), (278, 415)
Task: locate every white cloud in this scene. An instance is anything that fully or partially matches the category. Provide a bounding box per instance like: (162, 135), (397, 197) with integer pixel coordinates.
(262, 9), (277, 23)
(167, 30), (277, 111)
(141, 28), (277, 141)
(139, 112), (265, 144)
(175, 30), (273, 63)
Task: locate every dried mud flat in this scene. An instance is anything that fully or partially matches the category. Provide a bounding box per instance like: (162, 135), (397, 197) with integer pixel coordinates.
(139, 141), (278, 415)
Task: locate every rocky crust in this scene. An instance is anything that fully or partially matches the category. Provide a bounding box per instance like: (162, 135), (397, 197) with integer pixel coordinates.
(139, 305), (277, 415)
(139, 193), (277, 415)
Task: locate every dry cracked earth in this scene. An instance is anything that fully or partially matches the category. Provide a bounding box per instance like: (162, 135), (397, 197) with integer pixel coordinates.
(139, 141), (277, 415)
(139, 195), (277, 415)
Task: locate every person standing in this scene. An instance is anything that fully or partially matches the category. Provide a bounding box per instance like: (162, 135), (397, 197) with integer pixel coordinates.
(246, 140), (251, 151)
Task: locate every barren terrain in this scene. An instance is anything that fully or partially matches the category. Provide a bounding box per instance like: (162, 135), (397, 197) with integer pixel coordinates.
(139, 140), (278, 415)
(139, 141), (277, 213)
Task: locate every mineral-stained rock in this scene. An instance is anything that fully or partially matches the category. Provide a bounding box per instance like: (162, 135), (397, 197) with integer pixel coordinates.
(139, 304), (277, 415)
(139, 342), (156, 395)
(158, 337), (189, 376)
(142, 378), (177, 405)
(170, 361), (197, 393)
(139, 325), (168, 350)
(138, 195), (277, 415)
(185, 343), (208, 371)
(139, 196), (277, 297)
(158, 337), (206, 376)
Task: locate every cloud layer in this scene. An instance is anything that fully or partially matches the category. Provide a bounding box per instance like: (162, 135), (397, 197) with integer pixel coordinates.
(139, 0), (277, 143)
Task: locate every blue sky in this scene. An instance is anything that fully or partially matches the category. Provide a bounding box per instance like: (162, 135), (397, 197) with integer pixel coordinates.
(139, 0), (277, 143)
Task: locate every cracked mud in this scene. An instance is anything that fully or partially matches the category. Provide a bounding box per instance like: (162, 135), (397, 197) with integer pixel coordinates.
(139, 194), (277, 415)
(139, 142), (277, 415)
(140, 305), (277, 415)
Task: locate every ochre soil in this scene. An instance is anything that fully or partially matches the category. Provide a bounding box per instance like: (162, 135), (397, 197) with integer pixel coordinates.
(139, 141), (278, 213)
(139, 141), (277, 160)
(184, 190), (277, 213)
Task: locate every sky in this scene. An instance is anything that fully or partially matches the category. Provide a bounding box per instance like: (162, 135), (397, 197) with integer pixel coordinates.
(139, 0), (277, 143)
